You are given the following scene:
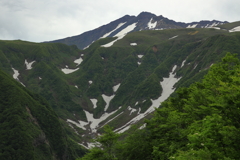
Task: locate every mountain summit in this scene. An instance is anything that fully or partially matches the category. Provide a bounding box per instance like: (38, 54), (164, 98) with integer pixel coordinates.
(47, 11), (228, 49)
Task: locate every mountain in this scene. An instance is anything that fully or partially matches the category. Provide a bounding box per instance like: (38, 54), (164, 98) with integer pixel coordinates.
(0, 68), (86, 159)
(1, 18), (240, 151)
(47, 12), (228, 49)
(79, 53), (240, 160)
(0, 13), (240, 155)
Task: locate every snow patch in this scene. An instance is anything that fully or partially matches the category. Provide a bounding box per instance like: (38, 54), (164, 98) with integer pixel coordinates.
(139, 123), (146, 129)
(12, 67), (25, 86)
(90, 99), (98, 109)
(212, 27), (220, 30)
(193, 64), (198, 69)
(74, 57), (83, 66)
(138, 62), (141, 65)
(181, 59), (187, 68)
(169, 35), (178, 40)
(115, 65), (181, 133)
(25, 60), (35, 70)
(101, 23), (137, 47)
(101, 22), (126, 38)
(187, 24), (198, 28)
(135, 101), (138, 106)
(12, 67), (20, 80)
(229, 26), (240, 32)
(137, 108), (141, 114)
(75, 85), (78, 88)
(128, 106), (137, 115)
(130, 43), (137, 46)
(89, 80), (93, 84)
(83, 41), (94, 50)
(84, 109), (119, 133)
(61, 65), (79, 74)
(113, 83), (121, 92)
(78, 143), (89, 149)
(148, 18), (157, 29)
(138, 55), (144, 58)
(66, 119), (88, 130)
(102, 94), (115, 111)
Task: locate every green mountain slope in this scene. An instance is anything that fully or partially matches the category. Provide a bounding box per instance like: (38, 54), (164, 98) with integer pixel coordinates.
(0, 69), (86, 159)
(80, 53), (240, 160)
(0, 22), (240, 149)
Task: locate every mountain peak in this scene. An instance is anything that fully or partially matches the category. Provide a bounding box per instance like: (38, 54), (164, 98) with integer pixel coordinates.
(47, 12), (229, 49)
(137, 11), (156, 18)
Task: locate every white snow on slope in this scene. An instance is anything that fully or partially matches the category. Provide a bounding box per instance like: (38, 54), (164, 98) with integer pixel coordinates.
(90, 99), (98, 109)
(12, 67), (20, 80)
(101, 23), (137, 47)
(169, 35), (178, 40)
(101, 35), (125, 47)
(130, 43), (137, 46)
(128, 106), (137, 115)
(67, 119), (87, 130)
(115, 65), (181, 133)
(181, 59), (187, 68)
(12, 67), (25, 86)
(61, 65), (79, 74)
(84, 109), (120, 133)
(74, 57), (83, 66)
(193, 64), (198, 69)
(138, 55), (144, 58)
(139, 123), (146, 129)
(113, 83), (121, 92)
(148, 18), (157, 29)
(187, 24), (198, 28)
(89, 80), (93, 84)
(101, 22), (126, 38)
(150, 65), (180, 111)
(229, 26), (240, 32)
(208, 22), (219, 28)
(78, 143), (89, 149)
(212, 27), (220, 30)
(83, 41), (95, 50)
(102, 94), (115, 111)
(135, 101), (138, 106)
(25, 60), (35, 70)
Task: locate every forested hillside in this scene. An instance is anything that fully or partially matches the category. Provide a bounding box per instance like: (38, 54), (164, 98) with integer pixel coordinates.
(79, 53), (240, 160)
(0, 69), (86, 159)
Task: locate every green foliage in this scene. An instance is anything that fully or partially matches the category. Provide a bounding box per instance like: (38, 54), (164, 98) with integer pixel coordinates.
(78, 125), (120, 160)
(147, 53), (240, 159)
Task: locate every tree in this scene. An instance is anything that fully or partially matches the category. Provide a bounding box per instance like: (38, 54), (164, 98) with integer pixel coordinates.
(79, 125), (120, 160)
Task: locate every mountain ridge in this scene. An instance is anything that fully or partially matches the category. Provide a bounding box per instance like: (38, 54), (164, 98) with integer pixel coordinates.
(47, 11), (228, 49)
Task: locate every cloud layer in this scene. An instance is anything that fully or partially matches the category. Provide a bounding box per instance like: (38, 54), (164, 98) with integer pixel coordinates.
(1, 0), (239, 42)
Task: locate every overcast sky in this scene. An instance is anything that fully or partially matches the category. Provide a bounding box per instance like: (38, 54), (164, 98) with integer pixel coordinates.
(0, 0), (239, 42)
